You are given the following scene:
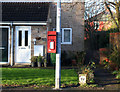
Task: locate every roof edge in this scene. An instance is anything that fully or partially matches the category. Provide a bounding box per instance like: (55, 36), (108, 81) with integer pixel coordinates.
(1, 0), (72, 3)
(0, 21), (47, 25)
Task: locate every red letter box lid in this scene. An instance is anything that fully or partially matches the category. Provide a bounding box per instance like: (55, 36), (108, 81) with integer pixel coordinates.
(47, 31), (56, 36)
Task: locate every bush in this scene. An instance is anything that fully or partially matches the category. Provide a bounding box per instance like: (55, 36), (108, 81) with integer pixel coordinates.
(79, 65), (93, 75)
(78, 62), (96, 83)
(37, 54), (43, 62)
(109, 47), (120, 68)
(31, 56), (37, 62)
(76, 51), (86, 68)
(112, 69), (120, 79)
(44, 59), (47, 63)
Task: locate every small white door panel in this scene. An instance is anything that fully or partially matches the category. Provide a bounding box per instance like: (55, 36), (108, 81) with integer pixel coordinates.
(15, 26), (31, 63)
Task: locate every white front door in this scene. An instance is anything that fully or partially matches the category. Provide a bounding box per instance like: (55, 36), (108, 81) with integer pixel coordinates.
(15, 26), (31, 63)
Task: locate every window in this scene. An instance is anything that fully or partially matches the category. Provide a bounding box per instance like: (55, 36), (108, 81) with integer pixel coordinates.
(25, 31), (28, 46)
(18, 31), (22, 46)
(62, 28), (72, 44)
(52, 28), (72, 44)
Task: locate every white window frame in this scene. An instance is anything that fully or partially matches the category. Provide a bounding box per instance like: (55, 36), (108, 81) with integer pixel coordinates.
(62, 28), (72, 44)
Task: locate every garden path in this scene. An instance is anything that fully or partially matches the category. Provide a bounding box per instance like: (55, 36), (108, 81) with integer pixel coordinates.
(94, 65), (120, 90)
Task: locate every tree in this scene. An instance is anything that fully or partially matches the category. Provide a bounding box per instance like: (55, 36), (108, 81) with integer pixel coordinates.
(85, 1), (105, 50)
(85, 0), (120, 30)
(85, 1), (105, 20)
(85, 0), (120, 50)
(104, 0), (120, 31)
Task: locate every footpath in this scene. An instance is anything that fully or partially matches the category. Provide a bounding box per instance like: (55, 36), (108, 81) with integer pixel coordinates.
(93, 65), (120, 90)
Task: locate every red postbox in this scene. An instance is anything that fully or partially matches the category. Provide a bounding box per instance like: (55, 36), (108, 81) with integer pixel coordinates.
(47, 31), (56, 53)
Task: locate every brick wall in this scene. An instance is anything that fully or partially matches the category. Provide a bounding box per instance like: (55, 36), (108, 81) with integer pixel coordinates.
(110, 32), (120, 49)
(48, 2), (85, 53)
(31, 26), (47, 56)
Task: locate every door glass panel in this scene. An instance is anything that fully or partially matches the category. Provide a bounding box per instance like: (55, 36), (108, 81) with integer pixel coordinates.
(25, 31), (28, 46)
(64, 29), (70, 42)
(0, 28), (8, 62)
(18, 31), (22, 46)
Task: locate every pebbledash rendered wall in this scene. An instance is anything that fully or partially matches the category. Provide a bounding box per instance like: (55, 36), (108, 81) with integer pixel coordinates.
(48, 2), (85, 53)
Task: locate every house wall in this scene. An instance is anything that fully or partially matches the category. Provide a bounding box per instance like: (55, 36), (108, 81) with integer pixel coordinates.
(1, 2), (85, 66)
(31, 26), (47, 56)
(48, 2), (85, 54)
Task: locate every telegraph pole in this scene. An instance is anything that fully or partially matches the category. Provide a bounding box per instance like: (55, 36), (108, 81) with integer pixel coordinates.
(55, 0), (61, 89)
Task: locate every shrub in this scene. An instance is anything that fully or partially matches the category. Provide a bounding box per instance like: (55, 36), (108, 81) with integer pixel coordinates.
(89, 61), (96, 69)
(112, 69), (120, 79)
(102, 60), (109, 65)
(79, 65), (93, 74)
(109, 47), (120, 68)
(78, 63), (95, 83)
(76, 51), (86, 68)
(31, 56), (37, 62)
(44, 59), (47, 63)
(37, 54), (43, 62)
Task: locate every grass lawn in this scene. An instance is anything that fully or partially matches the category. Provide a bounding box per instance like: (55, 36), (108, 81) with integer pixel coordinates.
(1, 68), (78, 87)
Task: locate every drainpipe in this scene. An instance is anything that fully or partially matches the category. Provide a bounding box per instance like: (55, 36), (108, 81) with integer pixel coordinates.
(10, 22), (13, 66)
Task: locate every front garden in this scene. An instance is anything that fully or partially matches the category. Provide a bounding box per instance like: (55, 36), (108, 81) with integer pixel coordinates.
(2, 68), (78, 88)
